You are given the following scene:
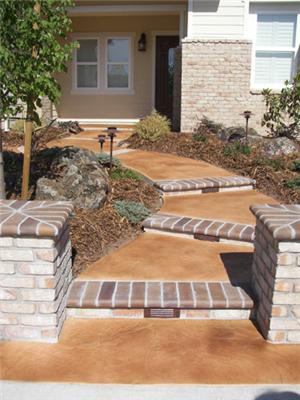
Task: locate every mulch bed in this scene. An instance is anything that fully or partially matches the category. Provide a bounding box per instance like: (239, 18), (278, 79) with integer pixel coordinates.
(127, 132), (300, 204)
(70, 178), (162, 277)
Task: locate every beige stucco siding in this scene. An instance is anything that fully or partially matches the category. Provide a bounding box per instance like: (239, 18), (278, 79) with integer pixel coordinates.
(57, 15), (179, 120)
(189, 0), (246, 39)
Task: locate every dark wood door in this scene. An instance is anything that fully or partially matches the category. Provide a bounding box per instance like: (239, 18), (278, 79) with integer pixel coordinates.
(155, 35), (179, 121)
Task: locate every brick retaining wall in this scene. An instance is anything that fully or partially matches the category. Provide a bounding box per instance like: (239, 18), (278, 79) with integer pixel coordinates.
(0, 200), (73, 343)
(180, 39), (266, 133)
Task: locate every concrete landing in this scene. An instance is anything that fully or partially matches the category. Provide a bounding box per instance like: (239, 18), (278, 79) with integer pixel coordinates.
(78, 233), (252, 283)
(2, 319), (300, 384)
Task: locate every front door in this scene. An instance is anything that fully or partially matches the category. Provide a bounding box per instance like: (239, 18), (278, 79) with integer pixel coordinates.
(155, 35), (179, 121)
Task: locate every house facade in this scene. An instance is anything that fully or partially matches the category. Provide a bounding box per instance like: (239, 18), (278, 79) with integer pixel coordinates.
(49, 0), (300, 133)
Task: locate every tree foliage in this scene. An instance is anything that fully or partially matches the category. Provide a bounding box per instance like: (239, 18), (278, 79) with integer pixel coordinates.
(262, 73), (300, 138)
(0, 0), (77, 122)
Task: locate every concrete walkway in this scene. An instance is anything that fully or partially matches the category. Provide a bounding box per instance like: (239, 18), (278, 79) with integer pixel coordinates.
(5, 131), (297, 393)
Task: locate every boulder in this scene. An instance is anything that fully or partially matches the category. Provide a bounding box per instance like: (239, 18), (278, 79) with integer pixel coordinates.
(36, 147), (109, 209)
(262, 137), (299, 157)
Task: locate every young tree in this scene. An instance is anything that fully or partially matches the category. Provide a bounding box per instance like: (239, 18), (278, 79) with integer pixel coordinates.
(0, 0), (77, 199)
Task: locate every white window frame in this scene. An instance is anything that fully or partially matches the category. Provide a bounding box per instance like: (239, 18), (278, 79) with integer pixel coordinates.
(248, 4), (300, 91)
(74, 36), (100, 91)
(105, 36), (132, 92)
(71, 33), (134, 95)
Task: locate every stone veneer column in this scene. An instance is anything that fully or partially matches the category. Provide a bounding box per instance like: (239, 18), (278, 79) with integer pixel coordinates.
(180, 39), (265, 133)
(251, 204), (300, 344)
(0, 200), (73, 343)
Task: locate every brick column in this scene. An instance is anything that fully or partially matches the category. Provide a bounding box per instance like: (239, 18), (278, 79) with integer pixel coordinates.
(251, 204), (300, 344)
(0, 200), (73, 343)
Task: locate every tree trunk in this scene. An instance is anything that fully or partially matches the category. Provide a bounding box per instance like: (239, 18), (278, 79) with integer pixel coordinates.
(0, 119), (5, 199)
(21, 115), (33, 200)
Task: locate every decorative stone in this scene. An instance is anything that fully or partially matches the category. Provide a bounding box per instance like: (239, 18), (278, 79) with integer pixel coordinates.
(35, 147), (109, 209)
(262, 137), (299, 157)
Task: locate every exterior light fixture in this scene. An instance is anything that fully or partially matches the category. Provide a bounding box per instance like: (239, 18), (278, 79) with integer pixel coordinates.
(107, 126), (117, 172)
(98, 134), (106, 153)
(243, 110), (252, 145)
(138, 33), (146, 52)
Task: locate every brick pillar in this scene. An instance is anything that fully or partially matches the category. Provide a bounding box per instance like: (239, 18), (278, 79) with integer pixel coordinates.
(251, 204), (300, 343)
(0, 200), (73, 343)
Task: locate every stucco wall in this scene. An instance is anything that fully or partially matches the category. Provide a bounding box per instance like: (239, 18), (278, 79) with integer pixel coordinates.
(180, 39), (266, 133)
(56, 15), (180, 120)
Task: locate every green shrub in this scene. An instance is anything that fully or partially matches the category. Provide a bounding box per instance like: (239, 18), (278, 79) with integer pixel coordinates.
(192, 133), (207, 143)
(262, 71), (300, 138)
(290, 159), (300, 172)
(200, 117), (224, 135)
(110, 167), (142, 181)
(223, 142), (251, 156)
(134, 110), (170, 142)
(257, 157), (285, 171)
(98, 153), (121, 168)
(284, 177), (300, 190)
(114, 200), (150, 224)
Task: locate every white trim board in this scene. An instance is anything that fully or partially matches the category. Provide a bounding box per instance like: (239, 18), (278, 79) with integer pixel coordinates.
(57, 118), (139, 125)
(2, 382), (300, 400)
(69, 4), (187, 16)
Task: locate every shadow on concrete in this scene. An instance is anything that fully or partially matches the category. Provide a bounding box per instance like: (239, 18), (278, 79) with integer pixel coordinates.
(220, 252), (253, 287)
(255, 392), (300, 400)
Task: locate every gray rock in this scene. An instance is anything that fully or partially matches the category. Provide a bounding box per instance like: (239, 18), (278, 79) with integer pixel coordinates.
(36, 147), (109, 209)
(262, 137), (299, 156)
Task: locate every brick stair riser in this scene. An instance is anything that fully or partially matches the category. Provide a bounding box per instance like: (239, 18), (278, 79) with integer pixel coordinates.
(162, 185), (254, 197)
(67, 281), (253, 311)
(143, 227), (254, 246)
(67, 308), (251, 320)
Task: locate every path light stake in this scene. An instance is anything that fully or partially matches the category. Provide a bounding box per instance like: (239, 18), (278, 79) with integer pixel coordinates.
(243, 110), (252, 145)
(107, 127), (117, 172)
(98, 134), (106, 153)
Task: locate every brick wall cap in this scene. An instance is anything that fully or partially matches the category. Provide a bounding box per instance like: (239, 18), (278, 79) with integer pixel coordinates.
(0, 200), (73, 238)
(250, 204), (300, 241)
(182, 38), (252, 45)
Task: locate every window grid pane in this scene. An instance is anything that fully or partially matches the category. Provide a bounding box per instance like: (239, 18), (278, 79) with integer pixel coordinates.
(77, 39), (98, 62)
(107, 64), (129, 88)
(255, 51), (294, 86)
(256, 14), (296, 48)
(107, 39), (129, 63)
(77, 65), (98, 88)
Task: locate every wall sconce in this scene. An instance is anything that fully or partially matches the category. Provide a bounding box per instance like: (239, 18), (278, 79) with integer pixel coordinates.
(138, 33), (146, 52)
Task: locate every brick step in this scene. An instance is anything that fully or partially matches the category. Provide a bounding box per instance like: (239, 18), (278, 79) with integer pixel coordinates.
(67, 280), (254, 320)
(143, 213), (255, 244)
(154, 176), (255, 196)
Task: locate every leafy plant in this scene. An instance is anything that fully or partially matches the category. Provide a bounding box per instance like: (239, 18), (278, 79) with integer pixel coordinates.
(200, 117), (224, 135)
(192, 133), (207, 143)
(284, 177), (300, 190)
(134, 110), (170, 142)
(262, 72), (300, 138)
(256, 157), (285, 171)
(114, 200), (150, 224)
(98, 153), (121, 168)
(223, 142), (251, 156)
(0, 0), (77, 198)
(290, 159), (300, 172)
(110, 167), (142, 181)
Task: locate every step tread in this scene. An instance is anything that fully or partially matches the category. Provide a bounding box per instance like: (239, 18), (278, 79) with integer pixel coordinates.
(143, 213), (255, 243)
(154, 176), (255, 193)
(67, 280), (254, 310)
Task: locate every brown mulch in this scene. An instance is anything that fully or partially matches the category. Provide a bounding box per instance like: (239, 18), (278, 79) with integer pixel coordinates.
(69, 177), (162, 277)
(3, 126), (70, 151)
(127, 133), (300, 204)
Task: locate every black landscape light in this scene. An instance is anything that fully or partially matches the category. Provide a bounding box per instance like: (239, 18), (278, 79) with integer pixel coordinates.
(98, 134), (106, 153)
(107, 126), (117, 171)
(243, 110), (252, 145)
(138, 33), (146, 52)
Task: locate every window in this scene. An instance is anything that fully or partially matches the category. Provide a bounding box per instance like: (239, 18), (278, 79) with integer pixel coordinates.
(75, 39), (99, 89)
(253, 14), (297, 88)
(106, 38), (130, 89)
